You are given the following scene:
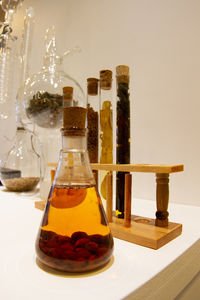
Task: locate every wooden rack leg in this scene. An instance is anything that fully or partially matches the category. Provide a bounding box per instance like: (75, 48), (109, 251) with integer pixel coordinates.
(106, 172), (113, 223)
(155, 173), (169, 227)
(124, 174), (132, 228)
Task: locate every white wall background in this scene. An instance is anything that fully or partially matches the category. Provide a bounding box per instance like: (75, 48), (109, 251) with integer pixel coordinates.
(1, 0), (200, 206)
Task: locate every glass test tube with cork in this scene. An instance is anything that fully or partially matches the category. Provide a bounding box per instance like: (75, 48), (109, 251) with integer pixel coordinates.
(99, 70), (113, 208)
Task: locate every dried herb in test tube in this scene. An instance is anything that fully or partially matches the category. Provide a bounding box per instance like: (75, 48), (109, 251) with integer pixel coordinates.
(87, 106), (98, 163)
(87, 78), (99, 163)
(116, 65), (130, 219)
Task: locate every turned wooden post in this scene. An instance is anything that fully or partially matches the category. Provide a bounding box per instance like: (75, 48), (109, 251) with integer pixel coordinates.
(124, 173), (132, 228)
(106, 172), (113, 223)
(155, 173), (169, 227)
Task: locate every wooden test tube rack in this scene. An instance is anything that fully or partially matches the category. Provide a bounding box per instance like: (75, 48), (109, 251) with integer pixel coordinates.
(91, 163), (184, 250)
(37, 163), (184, 250)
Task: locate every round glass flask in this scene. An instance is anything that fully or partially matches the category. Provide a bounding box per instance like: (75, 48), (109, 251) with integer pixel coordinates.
(1, 126), (41, 192)
(22, 26), (84, 129)
(35, 105), (114, 272)
(22, 26), (85, 200)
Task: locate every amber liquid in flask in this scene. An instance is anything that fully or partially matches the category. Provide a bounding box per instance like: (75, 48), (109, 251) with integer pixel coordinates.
(35, 106), (114, 272)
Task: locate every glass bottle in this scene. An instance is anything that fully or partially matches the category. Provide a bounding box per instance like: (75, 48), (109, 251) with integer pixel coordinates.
(116, 65), (130, 218)
(35, 104), (114, 273)
(99, 70), (113, 204)
(0, 126), (41, 192)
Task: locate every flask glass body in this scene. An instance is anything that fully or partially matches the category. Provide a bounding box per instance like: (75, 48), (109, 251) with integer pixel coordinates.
(35, 130), (114, 272)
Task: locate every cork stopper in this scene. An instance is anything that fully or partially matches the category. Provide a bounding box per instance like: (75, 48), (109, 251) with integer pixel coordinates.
(100, 69), (112, 90)
(62, 106), (87, 136)
(63, 86), (73, 94)
(87, 78), (99, 95)
(63, 86), (73, 106)
(17, 127), (25, 130)
(116, 65), (130, 84)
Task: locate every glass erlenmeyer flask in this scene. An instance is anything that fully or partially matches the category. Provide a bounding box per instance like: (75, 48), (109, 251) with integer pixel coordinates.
(35, 105), (114, 272)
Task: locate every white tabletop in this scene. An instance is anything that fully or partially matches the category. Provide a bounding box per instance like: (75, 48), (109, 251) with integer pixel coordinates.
(0, 188), (200, 300)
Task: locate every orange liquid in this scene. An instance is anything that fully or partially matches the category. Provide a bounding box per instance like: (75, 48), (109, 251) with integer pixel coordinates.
(36, 185), (114, 272)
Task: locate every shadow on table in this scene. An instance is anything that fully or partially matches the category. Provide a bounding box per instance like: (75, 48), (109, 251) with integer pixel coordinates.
(36, 255), (114, 278)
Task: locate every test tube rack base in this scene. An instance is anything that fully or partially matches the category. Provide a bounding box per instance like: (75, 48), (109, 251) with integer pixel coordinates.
(91, 163), (184, 250)
(109, 214), (182, 250)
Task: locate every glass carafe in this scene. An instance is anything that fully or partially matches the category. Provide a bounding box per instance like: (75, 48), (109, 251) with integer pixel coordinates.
(35, 106), (114, 272)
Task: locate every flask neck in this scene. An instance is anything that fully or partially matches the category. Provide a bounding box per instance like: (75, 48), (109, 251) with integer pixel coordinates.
(14, 127), (34, 151)
(54, 133), (95, 187)
(62, 134), (87, 151)
(15, 127), (26, 143)
(43, 56), (62, 74)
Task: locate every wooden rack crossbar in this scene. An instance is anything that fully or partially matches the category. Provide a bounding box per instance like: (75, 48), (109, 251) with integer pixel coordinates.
(47, 163), (184, 173)
(91, 163), (184, 173)
(41, 162), (184, 249)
